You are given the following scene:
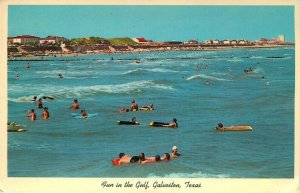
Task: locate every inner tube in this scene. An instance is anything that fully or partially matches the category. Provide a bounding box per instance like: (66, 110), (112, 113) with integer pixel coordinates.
(149, 121), (170, 127)
(216, 125), (253, 132)
(112, 158), (120, 166)
(118, 121), (140, 125)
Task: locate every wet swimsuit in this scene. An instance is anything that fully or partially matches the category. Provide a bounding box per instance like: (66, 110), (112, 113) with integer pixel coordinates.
(130, 156), (139, 163)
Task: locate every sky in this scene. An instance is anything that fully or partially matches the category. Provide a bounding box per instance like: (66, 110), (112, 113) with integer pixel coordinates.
(8, 5), (295, 42)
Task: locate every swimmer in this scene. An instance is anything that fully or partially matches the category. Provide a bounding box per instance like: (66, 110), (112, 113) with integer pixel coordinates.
(42, 96), (54, 100)
(130, 100), (139, 111)
(26, 63), (30, 68)
(37, 98), (43, 109)
(171, 146), (181, 158)
(119, 107), (129, 113)
(32, 96), (37, 102)
(139, 153), (161, 164)
(216, 123), (225, 131)
(205, 80), (211, 85)
(58, 74), (63, 78)
(41, 107), (50, 120)
(27, 109), (36, 121)
(161, 153), (171, 161)
(140, 104), (154, 110)
(205, 64), (208, 70)
(117, 153), (139, 165)
(195, 66), (200, 71)
(16, 74), (19, 80)
(131, 117), (137, 124)
(70, 99), (80, 110)
(81, 110), (88, 119)
(164, 118), (178, 128)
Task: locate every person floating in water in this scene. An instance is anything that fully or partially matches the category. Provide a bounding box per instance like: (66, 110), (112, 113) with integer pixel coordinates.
(161, 153), (171, 161)
(32, 96), (38, 102)
(81, 110), (88, 119)
(165, 118), (178, 128)
(26, 63), (30, 68)
(116, 153), (139, 165)
(171, 146), (181, 158)
(138, 153), (161, 164)
(70, 99), (80, 110)
(16, 74), (19, 80)
(41, 107), (50, 120)
(37, 98), (43, 109)
(130, 100), (139, 111)
(58, 74), (63, 78)
(27, 109), (36, 121)
(131, 117), (137, 124)
(119, 107), (129, 113)
(140, 104), (154, 110)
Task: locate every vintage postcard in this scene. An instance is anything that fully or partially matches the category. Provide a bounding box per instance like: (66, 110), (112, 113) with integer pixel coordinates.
(0, 0), (299, 192)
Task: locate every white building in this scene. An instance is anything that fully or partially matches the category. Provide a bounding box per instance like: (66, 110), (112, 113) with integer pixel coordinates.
(9, 35), (40, 45)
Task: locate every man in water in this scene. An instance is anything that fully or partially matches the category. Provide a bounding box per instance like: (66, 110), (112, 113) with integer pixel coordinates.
(171, 146), (181, 158)
(117, 153), (139, 165)
(27, 109), (36, 121)
(41, 107), (50, 120)
(139, 153), (161, 164)
(119, 107), (129, 113)
(130, 100), (139, 111)
(131, 117), (137, 124)
(166, 118), (178, 128)
(216, 123), (225, 131)
(81, 110), (88, 119)
(161, 153), (171, 161)
(70, 99), (80, 110)
(140, 104), (154, 110)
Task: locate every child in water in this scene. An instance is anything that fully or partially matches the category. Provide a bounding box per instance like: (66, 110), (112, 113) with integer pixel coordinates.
(41, 107), (50, 120)
(81, 110), (88, 119)
(27, 109), (36, 120)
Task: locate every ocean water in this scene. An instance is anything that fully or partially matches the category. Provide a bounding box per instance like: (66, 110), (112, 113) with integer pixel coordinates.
(7, 47), (295, 178)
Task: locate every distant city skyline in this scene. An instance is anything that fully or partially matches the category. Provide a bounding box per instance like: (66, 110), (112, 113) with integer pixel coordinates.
(8, 5), (295, 42)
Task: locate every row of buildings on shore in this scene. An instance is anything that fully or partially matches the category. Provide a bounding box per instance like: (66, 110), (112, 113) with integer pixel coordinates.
(7, 35), (287, 46)
(7, 34), (291, 57)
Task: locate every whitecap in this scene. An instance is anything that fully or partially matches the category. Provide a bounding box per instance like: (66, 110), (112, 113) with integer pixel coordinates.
(186, 74), (230, 81)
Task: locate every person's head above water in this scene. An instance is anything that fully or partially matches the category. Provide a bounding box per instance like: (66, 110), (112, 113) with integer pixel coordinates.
(217, 123), (223, 128)
(173, 118), (177, 123)
(155, 155), (161, 162)
(119, 153), (125, 158)
(139, 153), (145, 161)
(74, 99), (78, 103)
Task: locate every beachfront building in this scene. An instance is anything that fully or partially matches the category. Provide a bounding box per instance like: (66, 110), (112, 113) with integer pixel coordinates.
(204, 40), (213, 45)
(238, 39), (246, 45)
(223, 40), (230, 45)
(184, 39), (199, 45)
(230, 40), (238, 45)
(278, 35), (285, 43)
(8, 35), (40, 45)
(39, 36), (67, 45)
(258, 38), (268, 44)
(267, 38), (279, 44)
(212, 39), (221, 45)
(132, 37), (150, 44)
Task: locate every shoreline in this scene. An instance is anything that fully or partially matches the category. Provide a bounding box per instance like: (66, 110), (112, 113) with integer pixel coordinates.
(7, 44), (294, 61)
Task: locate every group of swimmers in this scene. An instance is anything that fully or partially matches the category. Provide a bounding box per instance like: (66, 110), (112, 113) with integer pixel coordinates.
(119, 100), (178, 128)
(114, 146), (181, 165)
(119, 100), (154, 113)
